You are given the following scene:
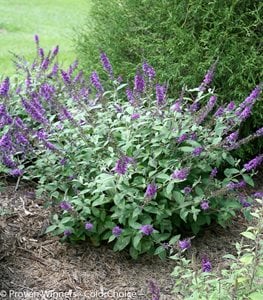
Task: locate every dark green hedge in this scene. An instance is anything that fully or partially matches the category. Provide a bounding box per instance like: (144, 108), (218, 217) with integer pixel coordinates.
(76, 0), (262, 158)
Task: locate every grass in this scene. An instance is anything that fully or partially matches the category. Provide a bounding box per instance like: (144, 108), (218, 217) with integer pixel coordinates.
(0, 0), (89, 76)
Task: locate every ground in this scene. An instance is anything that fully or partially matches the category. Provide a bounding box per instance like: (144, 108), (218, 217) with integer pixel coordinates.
(0, 173), (262, 300)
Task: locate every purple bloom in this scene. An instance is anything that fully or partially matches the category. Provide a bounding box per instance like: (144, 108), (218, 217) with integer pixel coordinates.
(189, 102), (200, 112)
(190, 132), (197, 140)
(200, 200), (209, 211)
(15, 132), (29, 145)
(64, 229), (72, 237)
(140, 224), (154, 236)
(134, 73), (145, 93)
(21, 98), (48, 125)
(227, 180), (246, 190)
(177, 133), (188, 144)
(172, 168), (189, 180)
(38, 48), (44, 60)
(208, 95), (217, 108)
(171, 100), (182, 112)
(61, 70), (71, 85)
(239, 196), (251, 208)
(60, 158), (67, 165)
(199, 62), (216, 91)
(148, 280), (160, 300)
(112, 226), (122, 237)
(244, 155), (263, 172)
(60, 107), (74, 122)
(60, 201), (72, 211)
(0, 133), (12, 151)
(131, 113), (140, 120)
(90, 71), (103, 92)
(178, 239), (191, 250)
(0, 77), (10, 97)
(113, 104), (122, 113)
(2, 154), (16, 168)
(40, 83), (55, 101)
(255, 127), (263, 137)
(52, 45), (59, 58)
(35, 129), (48, 140)
(156, 84), (167, 106)
(9, 168), (23, 177)
(226, 131), (239, 143)
(192, 147), (203, 156)
(34, 34), (39, 45)
(41, 57), (49, 70)
(51, 63), (59, 77)
(239, 106), (251, 121)
(226, 101), (236, 111)
(142, 61), (156, 81)
(44, 141), (57, 151)
(114, 156), (134, 175)
(210, 167), (218, 178)
(239, 86), (261, 110)
(214, 106), (224, 117)
(100, 52), (113, 78)
(253, 192), (263, 198)
(73, 71), (83, 84)
(126, 88), (135, 105)
(201, 256), (212, 272)
(183, 186), (192, 194)
(85, 222), (94, 231)
(145, 183), (158, 198)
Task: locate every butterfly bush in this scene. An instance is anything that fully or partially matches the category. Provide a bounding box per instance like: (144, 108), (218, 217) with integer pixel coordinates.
(0, 36), (262, 259)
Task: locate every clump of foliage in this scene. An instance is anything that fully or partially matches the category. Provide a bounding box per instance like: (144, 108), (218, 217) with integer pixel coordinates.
(0, 37), (262, 258)
(76, 0), (263, 158)
(171, 198), (263, 300)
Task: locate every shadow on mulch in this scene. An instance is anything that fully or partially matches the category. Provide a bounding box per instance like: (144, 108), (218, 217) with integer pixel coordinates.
(0, 173), (262, 300)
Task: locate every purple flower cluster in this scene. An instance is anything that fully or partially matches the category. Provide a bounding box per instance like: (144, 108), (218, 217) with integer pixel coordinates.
(156, 84), (167, 106)
(177, 133), (188, 144)
(114, 156), (134, 175)
(214, 106), (224, 118)
(22, 97), (48, 125)
(200, 200), (209, 210)
(244, 155), (263, 172)
(253, 192), (263, 199)
(140, 224), (154, 236)
(171, 100), (182, 112)
(145, 183), (158, 199)
(90, 71), (103, 92)
(183, 186), (192, 194)
(60, 201), (72, 211)
(9, 168), (23, 177)
(255, 127), (263, 137)
(126, 88), (136, 105)
(227, 180), (246, 190)
(142, 61), (156, 81)
(199, 62), (216, 92)
(148, 280), (160, 300)
(112, 226), (123, 237)
(239, 195), (251, 208)
(0, 77), (10, 97)
(201, 256), (212, 272)
(0, 104), (12, 128)
(100, 52), (113, 78)
(85, 222), (94, 231)
(172, 168), (189, 180)
(178, 239), (191, 250)
(134, 73), (145, 93)
(226, 101), (236, 111)
(131, 113), (140, 120)
(210, 167), (218, 178)
(192, 147), (203, 156)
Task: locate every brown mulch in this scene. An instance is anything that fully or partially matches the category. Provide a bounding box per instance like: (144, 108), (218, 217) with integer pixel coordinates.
(0, 174), (262, 300)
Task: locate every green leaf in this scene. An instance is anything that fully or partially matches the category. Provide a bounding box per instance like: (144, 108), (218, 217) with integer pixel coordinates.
(249, 291), (263, 300)
(179, 146), (195, 153)
(169, 235), (180, 245)
(45, 224), (58, 233)
(133, 234), (142, 250)
(156, 173), (170, 181)
(166, 182), (174, 196)
(242, 174), (254, 187)
(240, 231), (256, 240)
(113, 236), (131, 251)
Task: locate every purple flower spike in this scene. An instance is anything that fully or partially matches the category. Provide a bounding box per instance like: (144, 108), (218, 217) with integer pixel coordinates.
(140, 224), (154, 236)
(148, 280), (160, 300)
(90, 71), (103, 92)
(126, 88), (136, 105)
(200, 200), (209, 210)
(61, 70), (71, 85)
(64, 229), (72, 237)
(134, 73), (145, 93)
(114, 156), (134, 175)
(202, 256), (212, 272)
(178, 238), (191, 250)
(253, 192), (263, 199)
(208, 95), (217, 108)
(226, 131), (239, 143)
(183, 186), (192, 194)
(100, 52), (113, 78)
(9, 168), (23, 177)
(255, 127), (263, 137)
(171, 100), (182, 112)
(210, 167), (218, 178)
(52, 45), (59, 58)
(156, 84), (167, 106)
(214, 106), (224, 117)
(60, 201), (72, 211)
(244, 155), (263, 172)
(112, 226), (122, 237)
(192, 147), (203, 156)
(0, 77), (10, 97)
(239, 106), (251, 121)
(145, 183), (157, 199)
(142, 61), (156, 81)
(239, 196), (251, 208)
(172, 168), (189, 181)
(226, 101), (236, 111)
(227, 180), (246, 190)
(131, 113), (140, 120)
(177, 133), (188, 144)
(189, 102), (200, 112)
(199, 62), (216, 91)
(85, 222), (94, 231)
(34, 34), (39, 45)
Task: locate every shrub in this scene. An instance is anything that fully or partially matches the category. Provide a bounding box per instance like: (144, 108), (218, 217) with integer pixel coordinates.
(76, 0), (263, 158)
(171, 199), (263, 299)
(0, 38), (262, 258)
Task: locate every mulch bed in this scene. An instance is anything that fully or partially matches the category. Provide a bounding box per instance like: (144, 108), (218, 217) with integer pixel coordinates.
(0, 173), (262, 300)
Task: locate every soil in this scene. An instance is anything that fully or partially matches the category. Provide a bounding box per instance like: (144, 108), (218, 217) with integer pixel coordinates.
(0, 174), (262, 300)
